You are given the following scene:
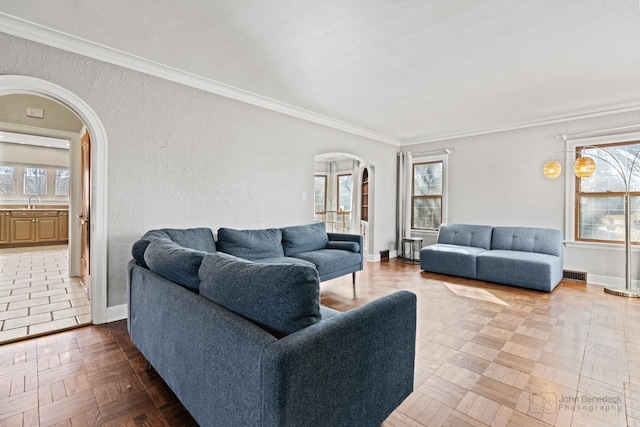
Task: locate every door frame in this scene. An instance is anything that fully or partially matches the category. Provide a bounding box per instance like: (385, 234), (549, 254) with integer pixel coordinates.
(0, 75), (108, 323)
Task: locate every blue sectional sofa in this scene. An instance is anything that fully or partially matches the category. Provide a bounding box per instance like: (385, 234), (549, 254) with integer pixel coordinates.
(131, 222), (363, 285)
(420, 224), (563, 292)
(127, 225), (416, 426)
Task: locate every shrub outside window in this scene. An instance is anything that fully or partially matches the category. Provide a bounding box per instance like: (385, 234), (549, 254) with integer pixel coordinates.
(55, 169), (70, 196)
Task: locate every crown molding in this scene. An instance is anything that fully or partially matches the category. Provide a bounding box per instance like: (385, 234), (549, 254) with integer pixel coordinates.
(401, 101), (640, 146)
(0, 13), (400, 146)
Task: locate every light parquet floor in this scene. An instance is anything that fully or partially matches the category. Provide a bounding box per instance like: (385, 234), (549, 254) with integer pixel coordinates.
(2, 258), (640, 426)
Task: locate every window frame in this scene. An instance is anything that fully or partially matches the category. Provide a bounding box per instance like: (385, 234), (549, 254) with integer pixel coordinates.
(411, 160), (444, 231)
(314, 174), (327, 214)
(565, 132), (640, 246)
(574, 140), (640, 245)
(23, 167), (47, 195)
(337, 173), (352, 213)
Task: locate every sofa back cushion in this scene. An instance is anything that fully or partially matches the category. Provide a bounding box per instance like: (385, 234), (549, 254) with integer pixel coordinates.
(491, 226), (562, 257)
(437, 224), (493, 250)
(216, 228), (284, 260)
(280, 222), (329, 256)
(143, 238), (208, 292)
(132, 227), (216, 268)
(198, 252), (321, 337)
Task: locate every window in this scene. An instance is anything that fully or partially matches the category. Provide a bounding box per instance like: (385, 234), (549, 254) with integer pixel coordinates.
(24, 168), (47, 195)
(0, 166), (14, 194)
(576, 141), (640, 244)
(314, 175), (326, 213)
(412, 161), (443, 230)
(337, 174), (352, 212)
(55, 169), (70, 196)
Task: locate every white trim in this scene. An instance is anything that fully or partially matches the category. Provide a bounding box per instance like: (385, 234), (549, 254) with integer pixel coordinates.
(3, 12), (640, 147)
(564, 131), (640, 243)
(0, 13), (399, 146)
(0, 75), (109, 324)
(403, 103), (640, 145)
(587, 274), (640, 289)
(389, 250), (398, 259)
(410, 153), (449, 230)
(106, 304), (128, 322)
(365, 253), (381, 262)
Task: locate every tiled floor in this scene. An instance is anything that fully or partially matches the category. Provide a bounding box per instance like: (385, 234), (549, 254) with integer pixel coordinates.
(0, 245), (91, 344)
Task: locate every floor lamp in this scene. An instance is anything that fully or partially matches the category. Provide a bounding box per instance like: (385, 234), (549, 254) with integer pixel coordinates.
(544, 144), (640, 297)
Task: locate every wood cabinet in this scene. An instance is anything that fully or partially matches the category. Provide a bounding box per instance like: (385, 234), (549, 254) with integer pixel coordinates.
(0, 212), (9, 244)
(58, 211), (69, 241)
(361, 168), (369, 222)
(1, 210), (68, 246)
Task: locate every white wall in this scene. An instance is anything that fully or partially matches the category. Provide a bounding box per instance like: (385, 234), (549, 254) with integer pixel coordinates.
(0, 32), (399, 307)
(404, 110), (640, 286)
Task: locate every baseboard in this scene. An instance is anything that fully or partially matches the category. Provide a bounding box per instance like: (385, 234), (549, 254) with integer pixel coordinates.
(106, 304), (128, 322)
(365, 253), (381, 262)
(586, 274), (640, 289)
(390, 250), (398, 259)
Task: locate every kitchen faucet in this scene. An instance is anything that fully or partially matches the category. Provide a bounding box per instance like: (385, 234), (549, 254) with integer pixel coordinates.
(27, 194), (41, 209)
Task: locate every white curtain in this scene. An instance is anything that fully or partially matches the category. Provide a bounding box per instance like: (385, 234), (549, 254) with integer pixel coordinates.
(397, 152), (413, 257)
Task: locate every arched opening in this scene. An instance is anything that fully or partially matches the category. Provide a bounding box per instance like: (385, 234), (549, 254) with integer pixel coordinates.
(314, 152), (375, 260)
(0, 75), (108, 324)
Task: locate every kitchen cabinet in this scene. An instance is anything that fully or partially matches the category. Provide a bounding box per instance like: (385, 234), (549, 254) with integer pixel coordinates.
(2, 210), (68, 246)
(0, 212), (9, 244)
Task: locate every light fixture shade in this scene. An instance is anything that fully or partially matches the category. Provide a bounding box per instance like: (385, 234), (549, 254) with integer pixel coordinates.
(573, 156), (596, 178)
(543, 160), (562, 179)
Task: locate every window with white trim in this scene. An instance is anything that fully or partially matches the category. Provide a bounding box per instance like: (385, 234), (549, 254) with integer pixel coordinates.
(412, 160), (444, 230)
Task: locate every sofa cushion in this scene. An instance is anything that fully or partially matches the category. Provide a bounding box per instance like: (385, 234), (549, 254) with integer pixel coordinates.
(216, 228), (284, 260)
(419, 244), (487, 279)
(325, 241), (360, 253)
(143, 238), (208, 292)
(490, 227), (562, 257)
(280, 222), (329, 256)
(198, 252), (321, 337)
(253, 256), (316, 268)
(476, 249), (563, 292)
(291, 249), (361, 277)
(437, 224), (493, 250)
(132, 228), (215, 268)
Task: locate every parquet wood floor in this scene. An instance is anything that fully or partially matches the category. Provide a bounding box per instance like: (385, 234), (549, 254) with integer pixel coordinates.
(2, 258), (640, 426)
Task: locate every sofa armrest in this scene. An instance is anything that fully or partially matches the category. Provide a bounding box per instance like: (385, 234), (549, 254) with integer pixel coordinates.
(326, 232), (363, 253)
(261, 290), (417, 426)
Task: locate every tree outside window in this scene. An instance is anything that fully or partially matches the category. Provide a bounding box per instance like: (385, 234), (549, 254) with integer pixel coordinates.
(314, 175), (326, 213)
(24, 168), (47, 195)
(56, 169), (70, 196)
(412, 161), (442, 230)
(576, 141), (640, 244)
(337, 174), (352, 212)
(0, 166), (14, 194)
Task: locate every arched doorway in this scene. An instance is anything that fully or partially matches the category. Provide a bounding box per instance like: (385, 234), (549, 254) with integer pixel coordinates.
(0, 75), (108, 323)
(314, 152), (375, 260)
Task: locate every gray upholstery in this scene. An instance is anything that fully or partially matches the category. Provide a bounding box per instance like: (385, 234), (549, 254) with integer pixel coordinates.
(420, 224), (563, 292)
(132, 227), (215, 268)
(216, 227), (285, 260)
(437, 224), (493, 249)
(127, 257), (417, 426)
(143, 238), (207, 292)
(490, 226), (562, 257)
(419, 244), (487, 279)
(325, 241), (360, 252)
(199, 252), (321, 338)
(292, 249), (362, 278)
(280, 222), (329, 256)
(252, 256), (316, 268)
(476, 250), (563, 292)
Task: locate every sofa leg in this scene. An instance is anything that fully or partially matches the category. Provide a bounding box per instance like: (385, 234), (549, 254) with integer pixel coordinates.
(352, 272), (356, 286)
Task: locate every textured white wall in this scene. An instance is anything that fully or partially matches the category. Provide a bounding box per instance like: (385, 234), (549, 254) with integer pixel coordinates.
(405, 110), (640, 285)
(0, 32), (399, 307)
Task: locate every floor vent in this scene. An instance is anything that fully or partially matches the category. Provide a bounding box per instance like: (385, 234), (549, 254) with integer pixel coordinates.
(563, 270), (587, 283)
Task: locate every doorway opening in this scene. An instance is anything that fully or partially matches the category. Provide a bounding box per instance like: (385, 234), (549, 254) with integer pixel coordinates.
(0, 75), (108, 343)
(314, 152), (375, 260)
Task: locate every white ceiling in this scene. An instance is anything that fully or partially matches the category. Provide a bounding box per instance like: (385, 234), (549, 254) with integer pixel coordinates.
(1, 1), (639, 145)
